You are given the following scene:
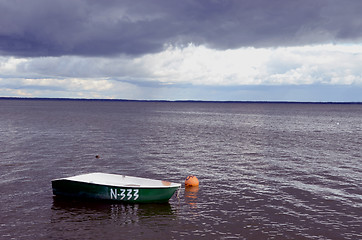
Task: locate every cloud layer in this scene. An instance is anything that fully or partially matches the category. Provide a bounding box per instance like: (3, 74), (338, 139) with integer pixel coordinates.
(1, 0), (362, 57)
(1, 0), (362, 101)
(1, 44), (362, 101)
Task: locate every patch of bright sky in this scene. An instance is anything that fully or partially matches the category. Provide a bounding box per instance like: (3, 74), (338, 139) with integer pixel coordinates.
(1, 43), (362, 100)
(141, 43), (362, 86)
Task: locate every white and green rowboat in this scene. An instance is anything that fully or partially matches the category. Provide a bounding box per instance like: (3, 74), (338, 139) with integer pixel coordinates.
(52, 172), (181, 203)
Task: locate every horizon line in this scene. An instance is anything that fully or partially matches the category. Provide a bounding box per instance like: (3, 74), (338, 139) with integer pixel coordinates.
(1, 97), (361, 104)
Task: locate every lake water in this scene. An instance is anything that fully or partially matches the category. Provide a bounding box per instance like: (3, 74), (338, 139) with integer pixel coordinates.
(0, 99), (361, 239)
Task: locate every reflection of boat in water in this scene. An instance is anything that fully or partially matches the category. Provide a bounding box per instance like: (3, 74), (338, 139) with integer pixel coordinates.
(184, 186), (199, 206)
(51, 196), (175, 223)
(52, 172), (181, 203)
(50, 196), (178, 239)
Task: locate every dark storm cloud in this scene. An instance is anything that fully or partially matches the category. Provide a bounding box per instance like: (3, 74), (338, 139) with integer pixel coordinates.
(1, 0), (361, 57)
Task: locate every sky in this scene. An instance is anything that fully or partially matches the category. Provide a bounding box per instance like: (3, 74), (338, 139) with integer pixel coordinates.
(1, 0), (362, 102)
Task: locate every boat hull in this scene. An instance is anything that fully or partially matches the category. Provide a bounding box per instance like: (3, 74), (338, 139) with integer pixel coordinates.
(52, 179), (180, 203)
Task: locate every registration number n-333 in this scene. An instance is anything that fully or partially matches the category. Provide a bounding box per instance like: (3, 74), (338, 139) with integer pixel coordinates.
(110, 188), (139, 200)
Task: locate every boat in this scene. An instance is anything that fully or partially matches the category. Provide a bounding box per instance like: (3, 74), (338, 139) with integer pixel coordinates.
(52, 172), (181, 203)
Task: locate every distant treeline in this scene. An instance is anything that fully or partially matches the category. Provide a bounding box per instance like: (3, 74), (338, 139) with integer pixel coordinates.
(0, 97), (361, 104)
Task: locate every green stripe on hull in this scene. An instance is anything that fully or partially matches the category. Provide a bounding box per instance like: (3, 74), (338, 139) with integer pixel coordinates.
(52, 180), (179, 203)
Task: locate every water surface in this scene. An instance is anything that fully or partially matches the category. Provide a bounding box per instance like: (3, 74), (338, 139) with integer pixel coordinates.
(0, 100), (361, 239)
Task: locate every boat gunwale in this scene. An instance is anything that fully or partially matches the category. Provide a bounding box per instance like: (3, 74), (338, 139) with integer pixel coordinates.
(51, 172), (181, 189)
(51, 179), (181, 189)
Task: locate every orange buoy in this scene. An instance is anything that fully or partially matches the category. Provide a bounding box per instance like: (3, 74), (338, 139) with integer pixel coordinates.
(185, 175), (199, 187)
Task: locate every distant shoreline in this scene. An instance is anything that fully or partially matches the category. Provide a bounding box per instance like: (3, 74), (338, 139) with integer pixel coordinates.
(0, 97), (361, 104)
